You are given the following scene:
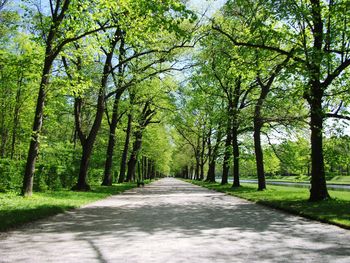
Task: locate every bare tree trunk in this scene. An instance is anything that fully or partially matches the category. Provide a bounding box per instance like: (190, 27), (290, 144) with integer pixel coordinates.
(22, 0), (71, 196)
(118, 113), (132, 183)
(200, 131), (206, 180)
(207, 159), (216, 182)
(102, 36), (125, 186)
(126, 131), (142, 182)
(102, 91), (123, 186)
(74, 142), (93, 191)
(22, 67), (50, 196)
(309, 84), (329, 200)
(147, 158), (152, 180)
(254, 119), (265, 190)
(222, 116), (232, 185)
(11, 85), (22, 159)
(232, 126), (240, 187)
(307, 0), (329, 201)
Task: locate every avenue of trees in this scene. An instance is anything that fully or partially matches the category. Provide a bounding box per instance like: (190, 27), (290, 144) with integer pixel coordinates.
(0, 0), (349, 202)
(0, 0), (197, 195)
(171, 0), (350, 202)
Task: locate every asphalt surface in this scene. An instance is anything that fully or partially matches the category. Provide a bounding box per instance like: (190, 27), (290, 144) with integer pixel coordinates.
(0, 178), (349, 263)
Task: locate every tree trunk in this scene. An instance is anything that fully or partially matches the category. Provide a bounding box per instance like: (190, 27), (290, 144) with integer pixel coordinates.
(253, 77), (269, 191)
(22, 67), (50, 196)
(0, 127), (8, 158)
(195, 156), (200, 180)
(142, 156), (147, 180)
(147, 158), (152, 180)
(200, 132), (206, 180)
(232, 126), (240, 187)
(22, 0), (73, 196)
(199, 163), (204, 180)
(72, 30), (120, 191)
(222, 117), (232, 185)
(207, 159), (216, 182)
(206, 128), (222, 183)
(11, 86), (21, 159)
(309, 89), (329, 201)
(73, 89), (106, 190)
(137, 159), (141, 182)
(102, 35), (125, 186)
(102, 91), (123, 186)
(254, 119), (266, 190)
(126, 131), (142, 182)
(150, 160), (155, 180)
(118, 113), (133, 183)
(73, 142), (93, 191)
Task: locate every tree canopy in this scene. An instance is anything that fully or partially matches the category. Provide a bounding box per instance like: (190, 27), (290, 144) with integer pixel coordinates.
(0, 0), (349, 202)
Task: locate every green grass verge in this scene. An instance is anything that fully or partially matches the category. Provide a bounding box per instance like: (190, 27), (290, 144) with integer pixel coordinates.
(0, 180), (151, 232)
(187, 180), (350, 229)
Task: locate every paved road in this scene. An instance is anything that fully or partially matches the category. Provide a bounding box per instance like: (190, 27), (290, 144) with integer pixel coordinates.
(1, 178), (349, 263)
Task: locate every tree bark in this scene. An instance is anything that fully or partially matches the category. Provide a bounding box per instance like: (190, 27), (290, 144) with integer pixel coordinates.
(195, 156), (200, 180)
(73, 37), (119, 190)
(73, 142), (93, 191)
(253, 76), (270, 191)
(73, 93), (104, 191)
(142, 156), (147, 180)
(254, 119), (265, 190)
(11, 85), (22, 159)
(308, 84), (329, 201)
(22, 64), (51, 196)
(222, 115), (232, 185)
(207, 159), (216, 182)
(206, 128), (222, 183)
(126, 131), (142, 182)
(22, 0), (71, 196)
(118, 113), (133, 183)
(102, 35), (125, 186)
(150, 159), (155, 180)
(200, 130), (206, 180)
(102, 91), (123, 186)
(307, 0), (329, 201)
(232, 126), (240, 187)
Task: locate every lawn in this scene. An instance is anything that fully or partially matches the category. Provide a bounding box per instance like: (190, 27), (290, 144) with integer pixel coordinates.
(188, 180), (350, 229)
(0, 182), (147, 232)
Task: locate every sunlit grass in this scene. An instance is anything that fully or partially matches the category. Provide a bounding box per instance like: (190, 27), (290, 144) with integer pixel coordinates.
(0, 181), (150, 232)
(188, 180), (350, 228)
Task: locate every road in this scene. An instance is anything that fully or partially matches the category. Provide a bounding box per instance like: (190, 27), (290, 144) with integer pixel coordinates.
(0, 178), (349, 262)
(239, 179), (350, 191)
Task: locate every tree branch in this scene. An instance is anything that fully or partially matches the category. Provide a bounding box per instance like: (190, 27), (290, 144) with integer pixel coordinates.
(325, 113), (350, 121)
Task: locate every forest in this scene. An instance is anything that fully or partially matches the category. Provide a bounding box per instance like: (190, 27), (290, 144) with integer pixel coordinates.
(0, 0), (350, 204)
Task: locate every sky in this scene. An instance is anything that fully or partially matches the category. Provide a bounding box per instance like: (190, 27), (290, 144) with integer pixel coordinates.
(188, 0), (226, 18)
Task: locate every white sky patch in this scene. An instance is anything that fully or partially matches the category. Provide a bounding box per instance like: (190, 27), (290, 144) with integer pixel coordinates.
(188, 0), (226, 18)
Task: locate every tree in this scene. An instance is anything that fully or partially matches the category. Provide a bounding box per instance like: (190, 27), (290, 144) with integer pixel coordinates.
(213, 0), (350, 200)
(22, 0), (115, 196)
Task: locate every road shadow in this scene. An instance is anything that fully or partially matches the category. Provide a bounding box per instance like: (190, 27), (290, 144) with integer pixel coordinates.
(1, 179), (350, 263)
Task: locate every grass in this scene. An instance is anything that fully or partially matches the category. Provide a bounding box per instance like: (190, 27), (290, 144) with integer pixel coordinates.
(187, 180), (350, 229)
(237, 175), (350, 185)
(0, 181), (150, 232)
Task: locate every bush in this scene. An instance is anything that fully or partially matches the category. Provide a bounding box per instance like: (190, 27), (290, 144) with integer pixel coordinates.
(88, 168), (104, 185)
(0, 159), (25, 192)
